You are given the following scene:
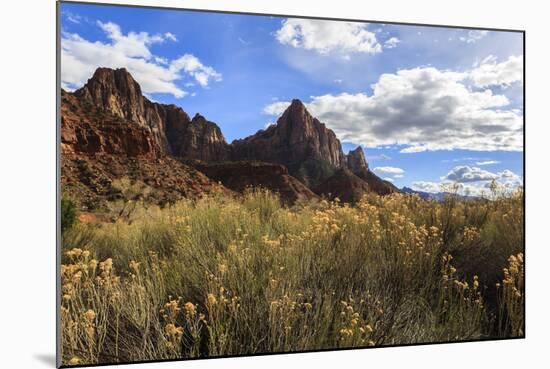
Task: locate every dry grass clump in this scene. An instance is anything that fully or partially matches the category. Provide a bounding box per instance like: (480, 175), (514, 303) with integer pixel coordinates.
(60, 188), (524, 365)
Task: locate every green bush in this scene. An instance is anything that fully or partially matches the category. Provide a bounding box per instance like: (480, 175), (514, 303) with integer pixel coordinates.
(61, 196), (77, 233)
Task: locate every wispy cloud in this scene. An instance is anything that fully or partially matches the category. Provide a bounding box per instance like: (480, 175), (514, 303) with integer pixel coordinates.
(459, 30), (489, 44)
(384, 37), (400, 49)
(365, 153), (391, 161)
(373, 166), (405, 175)
(476, 160), (501, 166)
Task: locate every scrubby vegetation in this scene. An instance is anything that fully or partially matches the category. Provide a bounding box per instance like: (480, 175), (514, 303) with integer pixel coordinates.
(61, 196), (77, 234)
(60, 189), (524, 366)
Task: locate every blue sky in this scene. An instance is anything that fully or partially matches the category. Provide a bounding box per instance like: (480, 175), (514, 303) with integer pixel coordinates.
(60, 2), (524, 196)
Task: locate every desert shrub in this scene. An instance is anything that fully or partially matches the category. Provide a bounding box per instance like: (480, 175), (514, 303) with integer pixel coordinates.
(61, 196), (77, 234)
(60, 189), (524, 366)
(496, 252), (524, 337)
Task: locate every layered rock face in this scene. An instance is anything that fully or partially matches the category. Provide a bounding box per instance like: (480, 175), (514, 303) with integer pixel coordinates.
(72, 67), (229, 162)
(314, 169), (371, 203)
(345, 146), (398, 196)
(61, 67), (398, 208)
(173, 114), (230, 161)
(60, 70), (230, 209)
(74, 67), (171, 151)
(191, 161), (318, 204)
(61, 90), (163, 159)
(231, 99), (346, 186)
(346, 147), (369, 177)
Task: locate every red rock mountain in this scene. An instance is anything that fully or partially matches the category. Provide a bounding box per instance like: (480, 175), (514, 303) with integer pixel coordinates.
(314, 169), (371, 203)
(346, 146), (369, 176)
(191, 161), (318, 204)
(61, 89), (230, 210)
(61, 68), (315, 206)
(61, 67), (398, 208)
(346, 146), (399, 195)
(73, 67), (230, 161)
(231, 99), (347, 187)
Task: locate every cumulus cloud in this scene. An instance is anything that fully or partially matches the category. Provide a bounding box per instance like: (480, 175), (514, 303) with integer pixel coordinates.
(384, 37), (400, 49)
(441, 166), (498, 183)
(61, 20), (221, 97)
(411, 181), (444, 193)
(383, 177), (395, 182)
(264, 65), (523, 152)
(373, 166), (405, 175)
(411, 181), (488, 197)
(275, 19), (382, 55)
(169, 54), (222, 87)
(412, 166), (522, 196)
(470, 55), (523, 88)
(442, 166), (521, 186)
(459, 30), (489, 43)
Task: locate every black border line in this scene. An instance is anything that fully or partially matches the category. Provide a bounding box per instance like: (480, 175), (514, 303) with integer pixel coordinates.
(56, 1), (527, 368)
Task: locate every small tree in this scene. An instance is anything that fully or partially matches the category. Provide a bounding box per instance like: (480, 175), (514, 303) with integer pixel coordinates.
(61, 196), (77, 233)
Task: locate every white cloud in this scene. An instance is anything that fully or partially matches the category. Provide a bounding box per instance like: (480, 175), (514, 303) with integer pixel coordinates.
(411, 181), (443, 193)
(164, 32), (177, 42)
(264, 65), (522, 152)
(470, 55), (523, 88)
(383, 177), (395, 182)
(459, 30), (489, 43)
(393, 174), (404, 178)
(63, 11), (82, 24)
(373, 166), (405, 175)
(476, 160), (501, 166)
(441, 166), (522, 189)
(97, 21), (165, 59)
(263, 101), (291, 116)
(61, 21), (221, 97)
(169, 54), (222, 87)
(384, 37), (400, 49)
(441, 166), (498, 183)
(400, 146), (428, 153)
(414, 166), (522, 197)
(275, 19), (382, 55)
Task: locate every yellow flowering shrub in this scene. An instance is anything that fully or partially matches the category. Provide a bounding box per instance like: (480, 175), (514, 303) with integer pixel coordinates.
(60, 188), (524, 366)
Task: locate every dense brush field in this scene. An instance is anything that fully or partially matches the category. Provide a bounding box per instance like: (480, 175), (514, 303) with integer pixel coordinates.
(60, 189), (524, 366)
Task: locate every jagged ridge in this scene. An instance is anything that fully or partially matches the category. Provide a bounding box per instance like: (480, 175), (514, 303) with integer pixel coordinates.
(61, 67), (398, 207)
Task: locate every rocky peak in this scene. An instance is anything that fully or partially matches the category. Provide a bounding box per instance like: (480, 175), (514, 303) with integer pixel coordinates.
(172, 113), (229, 161)
(347, 146), (369, 175)
(70, 67), (232, 161)
(231, 99), (346, 186)
(75, 67), (148, 126)
(344, 146), (399, 195)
